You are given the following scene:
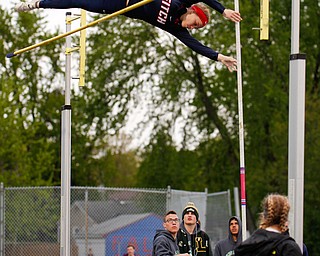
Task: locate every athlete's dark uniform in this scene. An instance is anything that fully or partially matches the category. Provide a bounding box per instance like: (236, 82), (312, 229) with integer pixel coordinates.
(39, 0), (227, 60)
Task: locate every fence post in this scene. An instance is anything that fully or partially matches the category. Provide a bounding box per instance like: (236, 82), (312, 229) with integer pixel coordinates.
(166, 186), (171, 211)
(0, 183), (4, 256)
(85, 189), (89, 256)
(233, 187), (240, 217)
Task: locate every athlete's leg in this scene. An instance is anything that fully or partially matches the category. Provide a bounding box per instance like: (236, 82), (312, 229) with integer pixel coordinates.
(15, 0), (108, 13)
(39, 0), (106, 13)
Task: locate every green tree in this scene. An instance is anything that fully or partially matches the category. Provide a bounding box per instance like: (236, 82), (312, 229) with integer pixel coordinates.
(137, 129), (200, 189)
(0, 8), (140, 188)
(0, 8), (64, 186)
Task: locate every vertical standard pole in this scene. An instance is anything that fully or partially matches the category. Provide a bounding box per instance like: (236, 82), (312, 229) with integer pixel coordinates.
(288, 0), (305, 251)
(291, 0), (300, 54)
(60, 12), (72, 256)
(234, 0), (247, 241)
(288, 53), (305, 250)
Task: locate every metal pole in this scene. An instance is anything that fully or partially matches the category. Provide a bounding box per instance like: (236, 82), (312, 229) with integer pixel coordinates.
(227, 189), (232, 217)
(288, 0), (305, 251)
(60, 12), (72, 256)
(234, 0), (247, 241)
(288, 52), (306, 251)
(0, 183), (4, 256)
(203, 188), (208, 231)
(233, 187), (240, 218)
(291, 0), (300, 53)
(85, 189), (89, 256)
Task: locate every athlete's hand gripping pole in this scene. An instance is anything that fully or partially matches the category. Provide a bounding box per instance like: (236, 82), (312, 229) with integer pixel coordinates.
(6, 0), (153, 58)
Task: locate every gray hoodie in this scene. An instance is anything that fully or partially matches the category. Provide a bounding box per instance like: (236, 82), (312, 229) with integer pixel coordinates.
(153, 229), (180, 256)
(214, 216), (242, 256)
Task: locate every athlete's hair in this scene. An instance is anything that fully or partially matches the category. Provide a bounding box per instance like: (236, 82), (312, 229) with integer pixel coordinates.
(259, 194), (290, 232)
(187, 3), (211, 23)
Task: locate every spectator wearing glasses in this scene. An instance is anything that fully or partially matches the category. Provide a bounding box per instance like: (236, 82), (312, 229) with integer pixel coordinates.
(153, 210), (189, 256)
(177, 202), (213, 256)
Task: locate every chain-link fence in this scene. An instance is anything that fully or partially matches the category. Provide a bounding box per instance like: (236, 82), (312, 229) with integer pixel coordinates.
(0, 185), (232, 256)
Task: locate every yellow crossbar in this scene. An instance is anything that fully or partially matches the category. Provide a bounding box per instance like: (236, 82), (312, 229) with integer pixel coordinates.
(6, 0), (153, 58)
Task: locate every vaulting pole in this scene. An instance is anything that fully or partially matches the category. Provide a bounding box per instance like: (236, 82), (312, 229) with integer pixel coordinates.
(6, 0), (153, 58)
(234, 0), (247, 241)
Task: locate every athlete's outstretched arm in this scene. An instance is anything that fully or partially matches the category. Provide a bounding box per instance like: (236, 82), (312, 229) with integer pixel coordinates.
(169, 28), (219, 60)
(166, 28), (237, 72)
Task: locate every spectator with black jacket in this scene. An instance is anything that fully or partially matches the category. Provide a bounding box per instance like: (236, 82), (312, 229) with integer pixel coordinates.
(177, 202), (213, 256)
(234, 194), (302, 256)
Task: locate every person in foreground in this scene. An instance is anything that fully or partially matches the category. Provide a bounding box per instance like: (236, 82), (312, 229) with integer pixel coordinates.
(177, 202), (213, 256)
(214, 216), (242, 256)
(153, 210), (189, 256)
(234, 194), (302, 256)
(14, 0), (242, 72)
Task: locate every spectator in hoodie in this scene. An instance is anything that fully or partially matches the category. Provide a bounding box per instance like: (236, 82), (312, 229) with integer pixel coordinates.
(234, 194), (302, 256)
(14, 0), (242, 72)
(177, 202), (213, 256)
(153, 210), (189, 256)
(214, 216), (242, 256)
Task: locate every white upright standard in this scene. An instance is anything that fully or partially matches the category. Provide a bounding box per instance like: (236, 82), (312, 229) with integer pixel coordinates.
(60, 12), (73, 256)
(288, 0), (306, 251)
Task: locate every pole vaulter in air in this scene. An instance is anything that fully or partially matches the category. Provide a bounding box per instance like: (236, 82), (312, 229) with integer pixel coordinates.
(10, 0), (242, 72)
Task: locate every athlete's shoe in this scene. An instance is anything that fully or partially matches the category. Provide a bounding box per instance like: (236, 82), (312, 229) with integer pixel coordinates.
(14, 0), (39, 12)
